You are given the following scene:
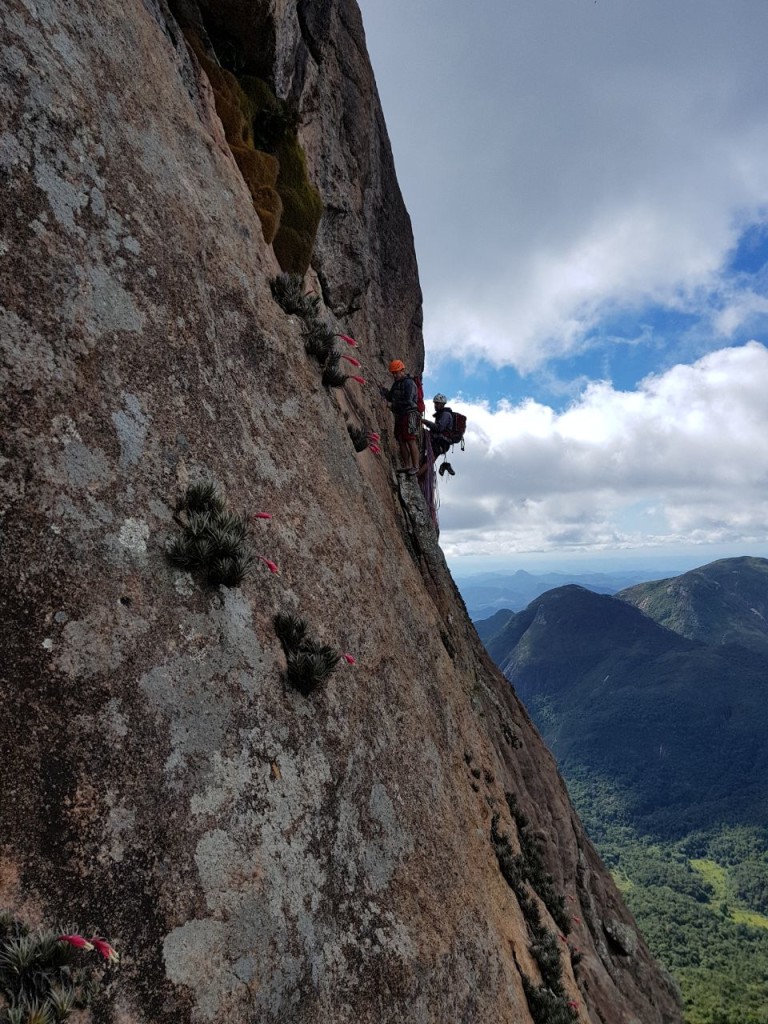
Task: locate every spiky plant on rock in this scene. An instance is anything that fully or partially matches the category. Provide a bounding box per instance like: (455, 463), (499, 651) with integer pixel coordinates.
(274, 612), (341, 695)
(303, 319), (336, 363)
(269, 273), (320, 319)
(180, 480), (225, 516)
(274, 612), (309, 652)
(285, 644), (340, 695)
(490, 811), (577, 1024)
(168, 481), (258, 587)
(321, 353), (347, 389)
(346, 425), (370, 453)
(0, 914), (117, 1024)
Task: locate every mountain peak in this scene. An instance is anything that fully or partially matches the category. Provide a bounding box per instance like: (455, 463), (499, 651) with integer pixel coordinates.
(485, 569), (768, 838)
(618, 555), (768, 653)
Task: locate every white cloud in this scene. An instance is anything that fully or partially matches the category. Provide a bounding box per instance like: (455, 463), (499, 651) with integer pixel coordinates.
(437, 343), (768, 556)
(714, 291), (768, 337)
(360, 0), (768, 370)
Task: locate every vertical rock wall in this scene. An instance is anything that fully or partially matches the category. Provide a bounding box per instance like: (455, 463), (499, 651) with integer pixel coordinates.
(0, 1), (679, 1022)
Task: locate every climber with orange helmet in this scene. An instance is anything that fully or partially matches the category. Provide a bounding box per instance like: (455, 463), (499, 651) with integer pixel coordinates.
(379, 359), (421, 475)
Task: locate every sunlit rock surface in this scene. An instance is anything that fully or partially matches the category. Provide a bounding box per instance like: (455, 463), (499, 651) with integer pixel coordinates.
(0, 1), (680, 1021)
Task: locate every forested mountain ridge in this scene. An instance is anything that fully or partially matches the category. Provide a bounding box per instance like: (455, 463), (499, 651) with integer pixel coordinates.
(479, 558), (768, 1023)
(484, 582), (768, 837)
(618, 556), (768, 655)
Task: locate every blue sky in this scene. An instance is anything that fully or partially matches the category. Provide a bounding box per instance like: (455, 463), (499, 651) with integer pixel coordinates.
(358, 0), (768, 572)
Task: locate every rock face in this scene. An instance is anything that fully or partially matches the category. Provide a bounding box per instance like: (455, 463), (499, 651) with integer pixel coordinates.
(0, 2), (680, 1022)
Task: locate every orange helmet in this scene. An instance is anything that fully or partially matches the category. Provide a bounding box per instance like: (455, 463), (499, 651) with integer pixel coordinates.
(388, 359), (405, 373)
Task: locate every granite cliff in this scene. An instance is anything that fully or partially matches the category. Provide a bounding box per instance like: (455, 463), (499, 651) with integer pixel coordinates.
(0, 1), (681, 1021)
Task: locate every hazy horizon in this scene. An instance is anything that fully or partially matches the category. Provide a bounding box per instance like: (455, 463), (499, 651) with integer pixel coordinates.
(448, 543), (768, 579)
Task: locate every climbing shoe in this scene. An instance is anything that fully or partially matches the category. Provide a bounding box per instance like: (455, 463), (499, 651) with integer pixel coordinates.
(439, 462), (455, 476)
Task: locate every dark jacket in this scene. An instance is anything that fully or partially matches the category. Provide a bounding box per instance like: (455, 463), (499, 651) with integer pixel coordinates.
(382, 375), (418, 415)
(431, 406), (454, 439)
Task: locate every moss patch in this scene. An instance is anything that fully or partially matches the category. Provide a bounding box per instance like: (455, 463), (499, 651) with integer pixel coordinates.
(184, 31), (284, 245)
(183, 31), (321, 270)
(272, 135), (323, 275)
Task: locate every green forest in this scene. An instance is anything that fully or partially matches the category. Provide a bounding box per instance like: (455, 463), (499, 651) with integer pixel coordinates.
(480, 565), (768, 1023)
(569, 775), (768, 1024)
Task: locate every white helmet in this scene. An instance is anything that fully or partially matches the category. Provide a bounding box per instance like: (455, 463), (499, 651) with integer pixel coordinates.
(433, 393), (447, 404)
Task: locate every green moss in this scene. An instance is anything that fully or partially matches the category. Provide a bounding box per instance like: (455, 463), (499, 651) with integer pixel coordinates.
(231, 147), (279, 190)
(239, 75), (277, 118)
(241, 76), (301, 153)
(251, 188), (282, 245)
(231, 148), (282, 243)
(241, 76), (322, 272)
(270, 134), (322, 273)
(272, 224), (316, 276)
(183, 29), (322, 271)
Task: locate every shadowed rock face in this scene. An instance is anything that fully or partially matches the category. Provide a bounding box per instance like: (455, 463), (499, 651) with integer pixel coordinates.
(0, 2), (679, 1022)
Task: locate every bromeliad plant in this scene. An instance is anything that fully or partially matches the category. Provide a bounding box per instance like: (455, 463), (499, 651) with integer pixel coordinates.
(269, 273), (320, 319)
(0, 914), (118, 1024)
(302, 319), (336, 364)
(347, 425), (370, 453)
(274, 612), (343, 696)
(168, 481), (277, 587)
(321, 353), (348, 389)
(346, 425), (380, 456)
(321, 355), (366, 391)
(268, 273), (367, 392)
(504, 792), (570, 934)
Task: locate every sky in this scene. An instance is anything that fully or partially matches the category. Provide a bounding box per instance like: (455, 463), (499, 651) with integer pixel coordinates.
(356, 0), (768, 574)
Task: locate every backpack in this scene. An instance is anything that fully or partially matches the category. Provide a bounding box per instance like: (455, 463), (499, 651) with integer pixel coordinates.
(447, 410), (467, 447)
(413, 374), (426, 414)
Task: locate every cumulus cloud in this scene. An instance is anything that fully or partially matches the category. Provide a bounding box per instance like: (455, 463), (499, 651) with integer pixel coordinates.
(437, 343), (768, 556)
(360, 0), (768, 370)
(714, 291), (768, 337)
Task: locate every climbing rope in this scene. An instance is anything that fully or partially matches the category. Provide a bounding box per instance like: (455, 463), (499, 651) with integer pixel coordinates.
(419, 432), (440, 532)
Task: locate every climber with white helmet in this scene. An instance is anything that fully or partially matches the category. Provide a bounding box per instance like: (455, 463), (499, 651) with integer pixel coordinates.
(425, 393), (456, 477)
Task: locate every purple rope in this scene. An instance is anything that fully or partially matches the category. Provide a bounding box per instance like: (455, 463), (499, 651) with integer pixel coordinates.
(419, 432), (440, 531)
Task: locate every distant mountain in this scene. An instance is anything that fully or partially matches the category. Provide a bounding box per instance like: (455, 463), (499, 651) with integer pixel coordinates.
(482, 561), (768, 1021)
(485, 583), (768, 838)
(473, 607), (514, 643)
(456, 567), (675, 619)
(618, 556), (768, 656)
